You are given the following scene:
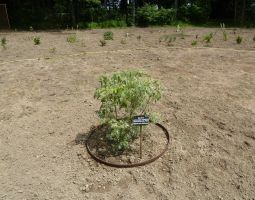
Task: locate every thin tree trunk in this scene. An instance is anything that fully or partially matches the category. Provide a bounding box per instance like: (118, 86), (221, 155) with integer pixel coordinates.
(241, 0), (246, 24)
(234, 0), (237, 24)
(70, 0), (76, 27)
(175, 0), (178, 18)
(132, 0), (135, 26)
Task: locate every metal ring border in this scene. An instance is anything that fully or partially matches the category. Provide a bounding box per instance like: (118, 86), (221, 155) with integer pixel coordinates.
(86, 123), (170, 168)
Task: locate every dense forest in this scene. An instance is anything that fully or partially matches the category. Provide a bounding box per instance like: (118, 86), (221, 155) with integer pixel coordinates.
(2, 0), (255, 29)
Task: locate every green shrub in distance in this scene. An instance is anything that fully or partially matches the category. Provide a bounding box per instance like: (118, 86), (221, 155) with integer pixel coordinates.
(67, 34), (77, 43)
(104, 31), (113, 40)
(236, 35), (243, 44)
(33, 36), (41, 45)
(94, 71), (162, 153)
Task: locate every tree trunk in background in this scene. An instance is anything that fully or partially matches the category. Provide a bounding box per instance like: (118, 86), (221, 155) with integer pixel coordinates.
(241, 0), (246, 24)
(132, 0), (135, 26)
(70, 0), (76, 27)
(174, 0), (178, 18)
(234, 0), (237, 24)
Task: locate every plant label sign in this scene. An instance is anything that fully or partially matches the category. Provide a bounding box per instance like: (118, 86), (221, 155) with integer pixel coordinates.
(132, 115), (149, 125)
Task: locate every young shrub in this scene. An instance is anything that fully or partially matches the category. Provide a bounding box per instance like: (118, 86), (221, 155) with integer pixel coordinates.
(100, 39), (106, 46)
(236, 35), (243, 44)
(67, 34), (77, 43)
(191, 40), (197, 46)
(94, 71), (162, 153)
(33, 36), (41, 45)
(1, 37), (6, 49)
(104, 31), (113, 40)
(203, 33), (213, 43)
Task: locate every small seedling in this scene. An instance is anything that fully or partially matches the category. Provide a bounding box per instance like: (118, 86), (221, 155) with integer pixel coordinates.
(176, 24), (181, 32)
(236, 35), (242, 44)
(180, 32), (185, 39)
(100, 39), (106, 46)
(81, 41), (86, 47)
(220, 23), (228, 41)
(167, 36), (176, 46)
(191, 40), (197, 46)
(49, 47), (56, 53)
(159, 35), (176, 43)
(104, 31), (113, 40)
(137, 35), (142, 40)
(121, 39), (126, 44)
(33, 36), (41, 45)
(1, 37), (6, 48)
(223, 31), (228, 41)
(67, 34), (77, 43)
(203, 33), (213, 43)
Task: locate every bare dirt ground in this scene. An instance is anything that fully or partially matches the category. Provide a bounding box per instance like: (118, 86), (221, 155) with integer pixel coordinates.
(0, 27), (255, 200)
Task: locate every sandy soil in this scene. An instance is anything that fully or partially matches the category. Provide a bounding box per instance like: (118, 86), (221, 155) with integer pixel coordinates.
(0, 27), (255, 200)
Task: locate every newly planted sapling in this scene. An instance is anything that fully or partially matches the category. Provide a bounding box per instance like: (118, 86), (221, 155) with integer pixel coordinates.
(94, 71), (162, 154)
(67, 34), (77, 43)
(33, 36), (41, 45)
(104, 31), (113, 40)
(100, 39), (106, 46)
(203, 33), (213, 43)
(191, 40), (197, 46)
(220, 23), (228, 41)
(1, 37), (6, 49)
(236, 35), (243, 44)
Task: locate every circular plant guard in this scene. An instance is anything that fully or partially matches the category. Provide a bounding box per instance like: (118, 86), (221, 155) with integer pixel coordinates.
(86, 123), (170, 168)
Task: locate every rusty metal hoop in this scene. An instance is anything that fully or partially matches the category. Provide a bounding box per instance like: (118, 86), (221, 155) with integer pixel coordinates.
(86, 123), (170, 168)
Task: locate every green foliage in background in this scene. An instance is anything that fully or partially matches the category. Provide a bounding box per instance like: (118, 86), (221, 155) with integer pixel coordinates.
(94, 71), (162, 153)
(136, 4), (176, 26)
